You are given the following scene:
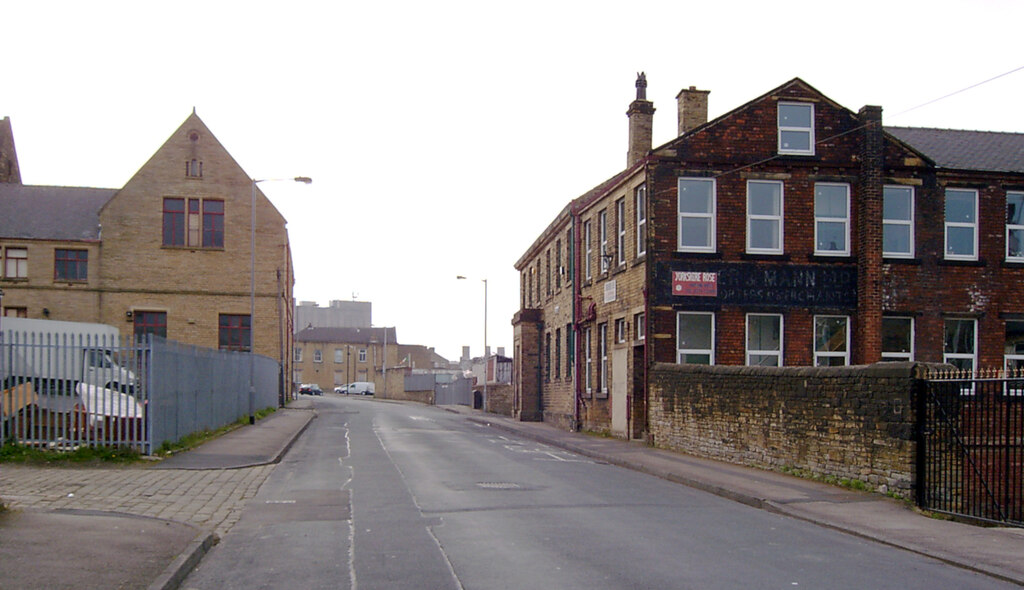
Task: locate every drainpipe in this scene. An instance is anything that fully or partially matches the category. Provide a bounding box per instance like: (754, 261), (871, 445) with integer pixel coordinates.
(571, 208), (582, 432)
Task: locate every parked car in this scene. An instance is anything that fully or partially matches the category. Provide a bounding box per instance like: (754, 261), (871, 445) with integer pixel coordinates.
(333, 385), (347, 394)
(345, 382), (375, 395)
(299, 384), (323, 396)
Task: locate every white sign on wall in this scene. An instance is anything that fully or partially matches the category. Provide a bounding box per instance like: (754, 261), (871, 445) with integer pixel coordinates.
(604, 280), (617, 303)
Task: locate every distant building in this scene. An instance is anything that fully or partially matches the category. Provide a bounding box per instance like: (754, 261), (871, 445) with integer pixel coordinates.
(294, 326), (398, 394)
(295, 300), (371, 331)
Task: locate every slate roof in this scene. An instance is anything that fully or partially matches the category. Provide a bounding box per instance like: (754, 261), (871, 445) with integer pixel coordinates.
(886, 127), (1024, 174)
(0, 184), (116, 241)
(295, 326), (398, 345)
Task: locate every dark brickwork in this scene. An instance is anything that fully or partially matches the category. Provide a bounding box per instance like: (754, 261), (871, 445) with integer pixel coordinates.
(648, 362), (920, 494)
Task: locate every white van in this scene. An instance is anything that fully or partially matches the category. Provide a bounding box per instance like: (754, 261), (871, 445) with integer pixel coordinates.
(346, 381), (375, 395)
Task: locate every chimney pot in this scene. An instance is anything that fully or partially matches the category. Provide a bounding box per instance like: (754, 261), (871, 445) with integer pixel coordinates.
(627, 73), (656, 167)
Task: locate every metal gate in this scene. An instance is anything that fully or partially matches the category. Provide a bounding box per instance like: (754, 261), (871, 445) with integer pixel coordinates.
(918, 370), (1024, 526)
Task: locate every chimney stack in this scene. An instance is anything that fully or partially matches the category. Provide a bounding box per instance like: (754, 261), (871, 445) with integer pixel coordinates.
(676, 86), (710, 136)
(626, 72), (656, 167)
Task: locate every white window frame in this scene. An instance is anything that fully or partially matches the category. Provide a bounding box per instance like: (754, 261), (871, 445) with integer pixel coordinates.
(944, 188), (979, 261)
(598, 323), (608, 396)
(584, 220), (592, 280)
(943, 318), (977, 375)
(4, 247), (27, 279)
(635, 185), (647, 257)
(746, 313), (783, 367)
(313, 349), (323, 363)
(814, 315), (850, 366)
(814, 183), (850, 256)
(583, 326), (593, 394)
(615, 318), (626, 343)
(334, 348), (344, 363)
(778, 102), (815, 156)
(616, 198), (626, 266)
(676, 311), (715, 365)
(1004, 320), (1024, 395)
(747, 180), (784, 254)
(881, 317), (914, 361)
(636, 312), (646, 342)
(294, 348), (303, 363)
(599, 209), (609, 274)
(883, 185), (915, 258)
(678, 177), (716, 253)
(1006, 191), (1024, 261)
(359, 348), (367, 363)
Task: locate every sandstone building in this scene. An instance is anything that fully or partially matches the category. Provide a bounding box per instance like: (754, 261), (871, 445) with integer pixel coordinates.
(0, 113), (297, 390)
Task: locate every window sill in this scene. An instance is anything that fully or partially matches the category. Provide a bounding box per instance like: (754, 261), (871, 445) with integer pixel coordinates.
(938, 258), (986, 267)
(0, 277), (28, 283)
(1002, 260), (1024, 269)
(672, 251), (722, 260)
(161, 245), (225, 251)
(883, 257), (922, 265)
(807, 254), (854, 263)
(740, 252), (791, 262)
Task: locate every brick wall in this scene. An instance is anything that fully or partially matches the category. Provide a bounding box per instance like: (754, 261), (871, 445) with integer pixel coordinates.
(485, 383), (513, 416)
(647, 361), (919, 494)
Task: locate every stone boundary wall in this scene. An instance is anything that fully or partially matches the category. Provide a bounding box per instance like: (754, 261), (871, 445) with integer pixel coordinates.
(648, 361), (925, 495)
(484, 384), (514, 416)
(386, 389), (434, 405)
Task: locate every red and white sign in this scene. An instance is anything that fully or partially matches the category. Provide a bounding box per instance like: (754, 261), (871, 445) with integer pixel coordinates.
(672, 271), (718, 297)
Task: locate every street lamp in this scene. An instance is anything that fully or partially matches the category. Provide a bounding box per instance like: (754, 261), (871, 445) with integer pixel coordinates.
(250, 176), (312, 425)
(456, 275), (487, 407)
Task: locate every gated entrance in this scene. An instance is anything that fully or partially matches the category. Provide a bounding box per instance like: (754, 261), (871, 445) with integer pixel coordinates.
(918, 370), (1024, 526)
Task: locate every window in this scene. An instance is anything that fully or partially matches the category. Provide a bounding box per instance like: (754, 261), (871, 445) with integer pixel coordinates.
(1004, 321), (1024, 384)
(132, 311), (167, 341)
(527, 270), (533, 306)
(218, 314), (251, 351)
(544, 332), (551, 382)
(677, 312), (714, 365)
(1007, 192), (1024, 261)
(566, 228), (574, 284)
(545, 249), (551, 297)
(555, 239), (562, 289)
(944, 319), (977, 373)
(945, 188), (978, 260)
(778, 102), (814, 155)
(881, 317), (914, 361)
(186, 159), (203, 178)
(598, 323), (608, 396)
(635, 312), (646, 341)
(584, 220), (592, 280)
(4, 247), (27, 278)
(615, 318), (626, 343)
(313, 349), (323, 363)
(883, 186), (915, 258)
(359, 348), (367, 362)
(636, 185), (647, 257)
(814, 316), (849, 366)
(565, 324), (574, 379)
(3, 307), (28, 318)
(616, 198), (626, 266)
(678, 178), (716, 252)
(294, 348), (303, 362)
(54, 249), (87, 281)
(554, 327), (561, 380)
(599, 210), (609, 274)
(163, 198), (186, 246)
(334, 348), (344, 363)
(203, 200), (225, 248)
(583, 326), (593, 395)
(162, 197), (224, 248)
(814, 183), (850, 255)
(747, 181), (783, 254)
(746, 314), (782, 366)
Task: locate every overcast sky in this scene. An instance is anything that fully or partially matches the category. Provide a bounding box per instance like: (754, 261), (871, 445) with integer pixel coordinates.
(4, 0), (1022, 362)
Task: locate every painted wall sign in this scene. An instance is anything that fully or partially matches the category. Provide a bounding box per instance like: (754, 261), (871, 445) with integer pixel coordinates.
(657, 262), (857, 308)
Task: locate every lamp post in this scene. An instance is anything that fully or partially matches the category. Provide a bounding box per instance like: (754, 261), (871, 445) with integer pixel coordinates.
(250, 176), (312, 425)
(456, 275), (487, 407)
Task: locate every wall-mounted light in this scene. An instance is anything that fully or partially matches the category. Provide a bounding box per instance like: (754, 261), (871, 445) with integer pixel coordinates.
(126, 310), (134, 321)
(42, 308), (50, 317)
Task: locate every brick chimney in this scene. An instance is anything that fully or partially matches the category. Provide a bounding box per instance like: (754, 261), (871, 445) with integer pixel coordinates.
(626, 72), (656, 168)
(676, 86), (710, 136)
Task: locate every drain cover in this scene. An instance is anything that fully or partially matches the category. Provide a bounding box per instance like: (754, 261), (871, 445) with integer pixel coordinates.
(476, 482), (521, 490)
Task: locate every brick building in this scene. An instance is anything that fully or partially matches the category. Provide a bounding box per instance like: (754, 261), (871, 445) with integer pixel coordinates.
(514, 75), (1024, 437)
(0, 112), (297, 386)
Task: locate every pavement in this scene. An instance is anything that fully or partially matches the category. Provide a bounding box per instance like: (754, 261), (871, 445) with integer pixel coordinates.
(2, 397), (1024, 589)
